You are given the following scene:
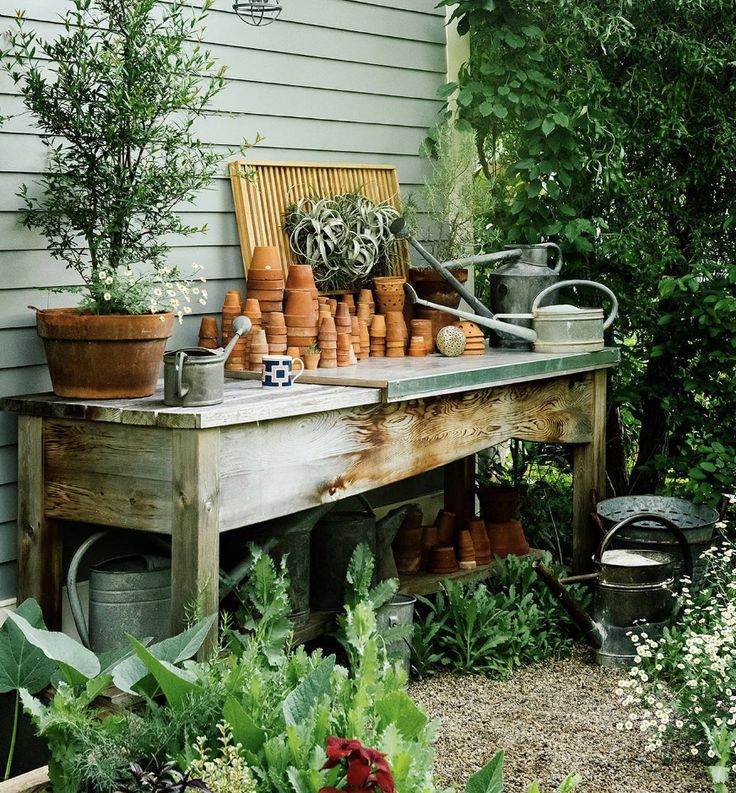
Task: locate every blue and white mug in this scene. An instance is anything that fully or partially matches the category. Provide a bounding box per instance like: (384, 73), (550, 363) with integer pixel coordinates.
(261, 354), (304, 388)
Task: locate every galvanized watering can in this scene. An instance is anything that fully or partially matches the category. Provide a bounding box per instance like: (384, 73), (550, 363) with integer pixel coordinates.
(534, 514), (693, 667)
(405, 279), (617, 352)
(491, 243), (563, 349)
(163, 315), (251, 407)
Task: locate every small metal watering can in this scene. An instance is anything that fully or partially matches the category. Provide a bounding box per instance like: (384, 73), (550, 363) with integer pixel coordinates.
(405, 279), (617, 352)
(534, 514), (693, 667)
(163, 315), (251, 407)
(491, 243), (563, 350)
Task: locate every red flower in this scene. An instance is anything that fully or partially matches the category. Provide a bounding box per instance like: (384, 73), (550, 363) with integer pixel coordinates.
(319, 738), (395, 793)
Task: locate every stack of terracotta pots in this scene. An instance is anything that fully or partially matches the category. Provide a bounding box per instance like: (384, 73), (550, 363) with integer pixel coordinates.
(358, 319), (370, 360)
(350, 316), (361, 357)
(373, 276), (406, 314)
(457, 528), (476, 570)
(265, 311), (287, 355)
(480, 485), (531, 558)
(241, 298), (262, 369)
(424, 510), (460, 574)
(453, 321), (486, 356)
(416, 306), (457, 344)
(410, 318), (435, 354)
(221, 290), (243, 346)
(385, 312), (407, 358)
(319, 315), (337, 368)
(357, 288), (375, 324)
(393, 505), (423, 575)
(435, 509), (456, 545)
(198, 317), (219, 349)
(467, 518), (492, 566)
(337, 331), (353, 367)
(370, 315), (387, 357)
(247, 246), (285, 320)
(408, 335), (427, 357)
(248, 328), (269, 374)
(284, 265), (319, 355)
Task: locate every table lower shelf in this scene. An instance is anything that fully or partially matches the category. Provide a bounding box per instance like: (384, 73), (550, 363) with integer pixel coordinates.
(293, 555), (541, 645)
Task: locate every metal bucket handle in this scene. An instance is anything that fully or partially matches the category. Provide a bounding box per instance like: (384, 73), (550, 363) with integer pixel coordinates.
(67, 530), (172, 649)
(175, 349), (190, 399)
(595, 512), (694, 581)
(532, 279), (619, 331)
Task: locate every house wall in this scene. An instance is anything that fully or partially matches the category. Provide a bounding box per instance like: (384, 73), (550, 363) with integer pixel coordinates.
(0, 0), (450, 602)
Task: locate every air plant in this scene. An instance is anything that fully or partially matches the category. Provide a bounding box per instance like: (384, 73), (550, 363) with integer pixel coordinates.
(284, 193), (401, 290)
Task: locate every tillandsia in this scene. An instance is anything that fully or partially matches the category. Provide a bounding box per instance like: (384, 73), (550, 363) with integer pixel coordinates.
(283, 193), (401, 290)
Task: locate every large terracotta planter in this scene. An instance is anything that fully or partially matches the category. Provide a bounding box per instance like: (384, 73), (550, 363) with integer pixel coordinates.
(36, 308), (174, 398)
(409, 267), (469, 309)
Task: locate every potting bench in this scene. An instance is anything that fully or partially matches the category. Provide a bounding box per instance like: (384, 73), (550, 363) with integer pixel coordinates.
(2, 347), (618, 645)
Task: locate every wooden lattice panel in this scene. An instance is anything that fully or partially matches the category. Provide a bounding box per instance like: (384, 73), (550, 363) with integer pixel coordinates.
(229, 159), (410, 279)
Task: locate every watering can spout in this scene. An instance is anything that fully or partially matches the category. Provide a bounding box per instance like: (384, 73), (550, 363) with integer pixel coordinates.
(533, 560), (603, 650)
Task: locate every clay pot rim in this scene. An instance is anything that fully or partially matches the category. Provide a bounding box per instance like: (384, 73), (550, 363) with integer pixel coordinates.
(36, 308), (175, 341)
(409, 267), (469, 283)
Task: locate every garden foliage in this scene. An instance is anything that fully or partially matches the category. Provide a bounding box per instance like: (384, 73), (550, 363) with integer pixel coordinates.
(439, 0), (736, 503)
(412, 554), (583, 677)
(617, 537), (736, 790)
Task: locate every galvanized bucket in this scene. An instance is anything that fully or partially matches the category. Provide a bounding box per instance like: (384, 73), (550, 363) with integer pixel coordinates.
(376, 593), (416, 678)
(596, 496), (718, 583)
(67, 531), (172, 652)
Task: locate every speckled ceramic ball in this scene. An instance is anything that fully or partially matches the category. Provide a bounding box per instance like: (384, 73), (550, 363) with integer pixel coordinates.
(436, 325), (467, 357)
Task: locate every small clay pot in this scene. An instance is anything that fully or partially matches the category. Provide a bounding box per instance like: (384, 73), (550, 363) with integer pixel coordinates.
(370, 314), (387, 338)
(427, 544), (458, 574)
(434, 509), (456, 545)
(223, 290), (242, 308)
(286, 264), (316, 290)
(486, 519), (530, 558)
(457, 528), (477, 570)
(243, 298), (262, 320)
(478, 485), (521, 522)
(304, 352), (321, 370)
(286, 346), (302, 359)
(343, 294), (356, 314)
(410, 319), (435, 353)
(199, 316), (219, 339)
(285, 290), (317, 317)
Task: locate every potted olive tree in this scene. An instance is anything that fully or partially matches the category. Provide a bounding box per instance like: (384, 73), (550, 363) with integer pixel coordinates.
(1, 0), (227, 398)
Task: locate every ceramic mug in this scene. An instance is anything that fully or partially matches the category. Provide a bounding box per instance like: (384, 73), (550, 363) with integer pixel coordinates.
(261, 354), (304, 388)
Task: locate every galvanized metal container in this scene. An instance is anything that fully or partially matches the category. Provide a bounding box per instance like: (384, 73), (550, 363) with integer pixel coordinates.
(491, 243), (563, 349)
(376, 593), (416, 678)
(596, 496), (718, 583)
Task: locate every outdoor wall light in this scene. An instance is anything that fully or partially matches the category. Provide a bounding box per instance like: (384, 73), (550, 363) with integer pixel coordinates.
(232, 1), (283, 26)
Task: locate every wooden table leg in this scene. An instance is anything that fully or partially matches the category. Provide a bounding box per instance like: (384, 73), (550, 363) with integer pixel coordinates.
(171, 429), (220, 653)
(16, 416), (62, 629)
(572, 369), (607, 573)
(444, 454), (476, 528)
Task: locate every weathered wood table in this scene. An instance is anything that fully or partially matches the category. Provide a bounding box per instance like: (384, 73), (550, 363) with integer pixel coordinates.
(2, 348), (618, 639)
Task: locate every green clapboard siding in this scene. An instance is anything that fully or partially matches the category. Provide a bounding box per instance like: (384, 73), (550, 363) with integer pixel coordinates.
(0, 0), (448, 596)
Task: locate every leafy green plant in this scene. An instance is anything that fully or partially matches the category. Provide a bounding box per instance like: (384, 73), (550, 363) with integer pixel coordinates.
(188, 722), (256, 793)
(0, 0), (242, 317)
(438, 0), (736, 501)
(284, 193), (401, 290)
(118, 760), (210, 793)
(0, 600), (56, 780)
(413, 554), (584, 678)
(617, 539), (736, 791)
(466, 750), (580, 793)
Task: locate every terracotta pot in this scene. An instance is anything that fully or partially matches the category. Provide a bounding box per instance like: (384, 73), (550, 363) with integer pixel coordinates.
(420, 525), (439, 570)
(370, 314), (387, 337)
(410, 319), (434, 353)
(199, 316), (219, 340)
(248, 267), (285, 282)
(285, 290), (317, 317)
(393, 507), (423, 575)
(304, 352), (321, 370)
(434, 509), (456, 545)
(478, 485), (521, 522)
(427, 544), (458, 574)
(486, 519), (530, 558)
(373, 276), (406, 314)
(251, 245), (283, 272)
(247, 289), (283, 302)
(243, 298), (262, 320)
(36, 308), (174, 398)
(343, 294), (356, 314)
(223, 289), (242, 307)
(467, 518), (492, 566)
(286, 264), (316, 290)
(409, 267), (469, 309)
(457, 529), (476, 569)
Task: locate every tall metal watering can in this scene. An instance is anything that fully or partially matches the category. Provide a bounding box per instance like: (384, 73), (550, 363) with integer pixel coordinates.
(163, 315), (251, 407)
(491, 243), (563, 350)
(67, 531), (172, 653)
(534, 514), (693, 667)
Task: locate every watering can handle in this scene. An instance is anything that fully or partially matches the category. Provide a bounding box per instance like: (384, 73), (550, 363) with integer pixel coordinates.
(540, 242), (563, 274)
(175, 350), (190, 399)
(595, 512), (694, 581)
(66, 530), (111, 649)
(532, 279), (618, 330)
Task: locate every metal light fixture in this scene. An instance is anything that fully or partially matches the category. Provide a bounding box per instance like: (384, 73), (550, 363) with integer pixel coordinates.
(232, 1), (283, 26)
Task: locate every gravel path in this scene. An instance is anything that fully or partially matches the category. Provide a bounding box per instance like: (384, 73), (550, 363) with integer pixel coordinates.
(408, 647), (708, 793)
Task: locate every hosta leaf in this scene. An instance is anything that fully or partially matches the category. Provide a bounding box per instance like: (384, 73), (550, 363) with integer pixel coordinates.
(0, 600), (56, 694)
